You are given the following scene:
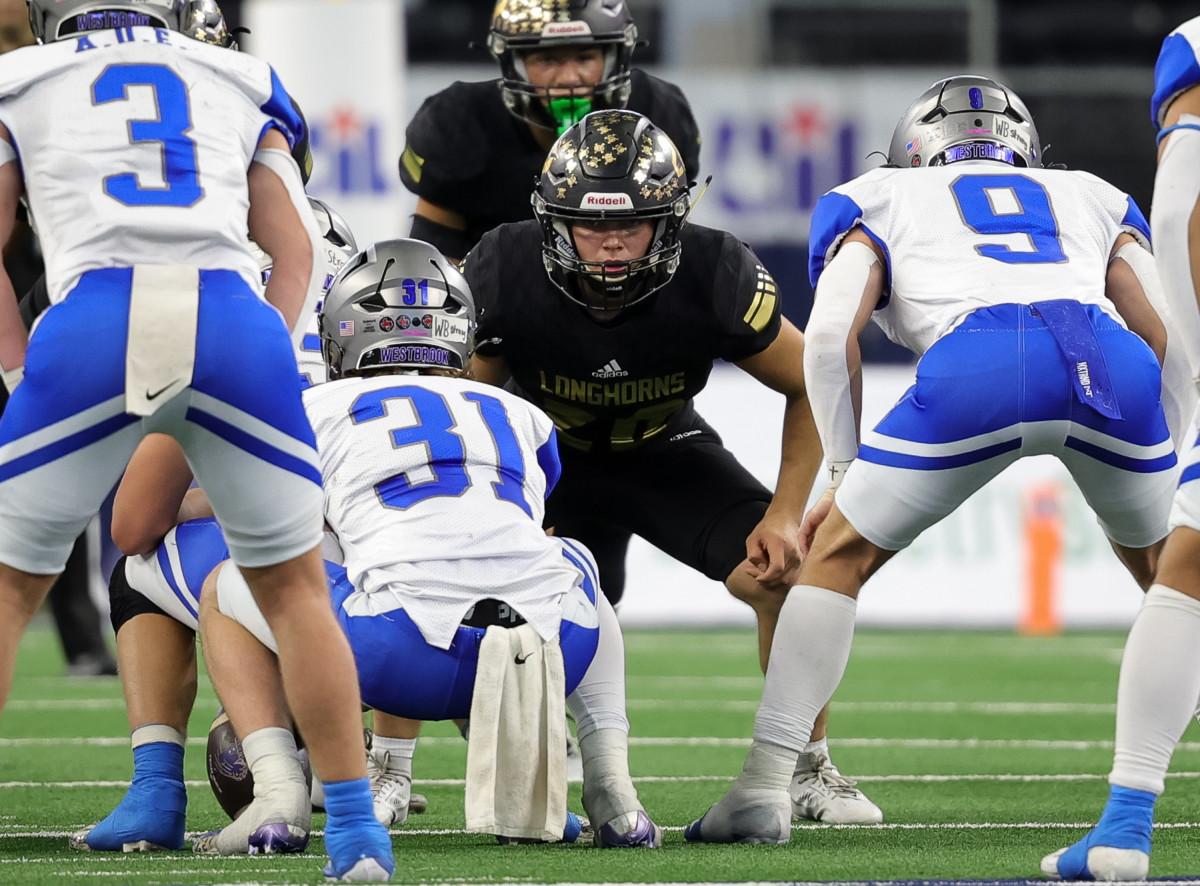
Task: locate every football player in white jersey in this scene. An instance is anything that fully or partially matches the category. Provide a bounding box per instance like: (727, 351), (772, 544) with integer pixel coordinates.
(1036, 22), (1200, 882)
(70, 196), (357, 855)
(199, 237), (660, 850)
(685, 75), (1183, 847)
(0, 2), (392, 880)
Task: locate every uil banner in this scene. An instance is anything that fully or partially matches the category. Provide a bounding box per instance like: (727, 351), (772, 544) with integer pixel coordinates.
(677, 69), (944, 243)
(245, 0), (405, 244)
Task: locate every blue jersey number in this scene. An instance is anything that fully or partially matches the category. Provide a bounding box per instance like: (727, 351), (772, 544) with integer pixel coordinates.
(93, 64), (203, 207)
(351, 386), (531, 515)
(951, 174), (1066, 264)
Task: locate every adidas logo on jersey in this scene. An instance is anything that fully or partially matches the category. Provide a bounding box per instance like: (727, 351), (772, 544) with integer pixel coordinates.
(593, 359), (628, 379)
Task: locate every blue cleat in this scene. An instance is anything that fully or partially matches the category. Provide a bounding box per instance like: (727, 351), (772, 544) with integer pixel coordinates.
(322, 777), (395, 882)
(1041, 785), (1154, 881)
(69, 743), (187, 852)
(495, 811), (591, 844)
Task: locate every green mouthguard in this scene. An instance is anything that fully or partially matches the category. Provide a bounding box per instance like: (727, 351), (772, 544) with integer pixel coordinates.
(548, 97), (594, 135)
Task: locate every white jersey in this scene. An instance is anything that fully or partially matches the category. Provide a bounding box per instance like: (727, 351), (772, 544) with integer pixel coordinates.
(296, 312), (326, 388)
(1153, 17), (1200, 129)
(809, 164), (1151, 355)
(304, 374), (577, 649)
(0, 27), (302, 304)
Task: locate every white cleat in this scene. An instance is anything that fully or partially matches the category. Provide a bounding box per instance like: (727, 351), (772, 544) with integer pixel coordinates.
(367, 747), (427, 826)
(1041, 845), (1150, 881)
(685, 788), (792, 844)
(192, 783), (311, 855)
(371, 769), (412, 827)
(790, 752), (883, 824)
(324, 856), (393, 882)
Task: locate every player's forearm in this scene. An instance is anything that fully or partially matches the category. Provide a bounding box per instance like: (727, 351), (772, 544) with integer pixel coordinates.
(112, 435), (195, 555)
(805, 241), (878, 486)
(768, 393), (823, 520)
(0, 271), (26, 388)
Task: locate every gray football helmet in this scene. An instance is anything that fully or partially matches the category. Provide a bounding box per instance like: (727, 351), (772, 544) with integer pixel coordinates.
(887, 75), (1042, 169)
(488, 0), (638, 133)
(28, 0), (236, 47)
(319, 239), (476, 380)
(253, 197), (358, 299)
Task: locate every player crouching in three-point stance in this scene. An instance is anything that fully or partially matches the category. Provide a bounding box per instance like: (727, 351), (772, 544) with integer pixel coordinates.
(686, 76), (1185, 847)
(0, 0), (391, 880)
(198, 239), (660, 850)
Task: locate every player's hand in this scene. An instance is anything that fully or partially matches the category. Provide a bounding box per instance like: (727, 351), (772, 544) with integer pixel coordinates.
(746, 512), (803, 588)
(799, 487), (837, 558)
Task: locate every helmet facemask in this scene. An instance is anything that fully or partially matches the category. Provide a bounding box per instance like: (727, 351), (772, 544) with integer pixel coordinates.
(488, 0), (637, 133)
(539, 207), (683, 312)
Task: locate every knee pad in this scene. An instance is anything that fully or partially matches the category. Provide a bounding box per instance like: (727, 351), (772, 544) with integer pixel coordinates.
(108, 556), (176, 634)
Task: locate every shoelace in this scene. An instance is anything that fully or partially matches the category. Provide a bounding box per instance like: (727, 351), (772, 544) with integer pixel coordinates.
(801, 760), (862, 799)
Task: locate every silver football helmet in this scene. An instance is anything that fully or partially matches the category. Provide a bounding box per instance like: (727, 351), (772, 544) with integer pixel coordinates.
(28, 0), (236, 47)
(319, 239), (476, 380)
(887, 75), (1042, 169)
(252, 197), (358, 299)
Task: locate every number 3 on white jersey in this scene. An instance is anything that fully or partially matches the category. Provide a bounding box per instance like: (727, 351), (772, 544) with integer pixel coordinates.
(93, 63), (202, 207)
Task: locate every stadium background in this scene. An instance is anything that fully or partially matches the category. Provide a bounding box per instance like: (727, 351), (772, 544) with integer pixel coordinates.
(111, 0), (1199, 629)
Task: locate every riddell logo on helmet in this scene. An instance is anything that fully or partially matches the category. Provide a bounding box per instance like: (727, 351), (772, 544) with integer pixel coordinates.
(582, 193), (634, 209)
(543, 22), (591, 38)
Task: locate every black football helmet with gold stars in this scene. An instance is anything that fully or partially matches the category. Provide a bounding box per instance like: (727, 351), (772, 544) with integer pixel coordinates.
(487, 0), (638, 133)
(532, 110), (691, 311)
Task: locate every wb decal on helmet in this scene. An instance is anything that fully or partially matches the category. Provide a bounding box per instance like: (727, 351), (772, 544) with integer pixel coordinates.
(887, 75), (1042, 169)
(487, 0), (638, 133)
(532, 110), (691, 313)
(27, 0), (238, 46)
(318, 239), (477, 379)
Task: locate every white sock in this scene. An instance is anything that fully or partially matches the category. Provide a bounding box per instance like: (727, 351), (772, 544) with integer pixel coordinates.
(242, 727), (307, 798)
(1110, 584), (1200, 795)
(753, 585), (857, 752)
(371, 736), (415, 777)
(796, 737), (830, 771)
(131, 724), (185, 749)
(568, 594), (630, 738)
(731, 739), (797, 793)
(579, 727), (641, 827)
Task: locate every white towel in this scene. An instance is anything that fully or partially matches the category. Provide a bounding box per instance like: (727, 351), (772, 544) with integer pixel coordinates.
(464, 623), (567, 842)
(124, 265), (200, 417)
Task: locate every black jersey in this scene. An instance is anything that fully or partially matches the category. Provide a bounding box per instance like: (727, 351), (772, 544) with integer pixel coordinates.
(466, 220), (781, 455)
(399, 69), (701, 252)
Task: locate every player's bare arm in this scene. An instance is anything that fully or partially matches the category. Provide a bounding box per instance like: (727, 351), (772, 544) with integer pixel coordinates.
(414, 198), (468, 262)
(469, 351), (512, 386)
(1106, 233), (1167, 365)
(0, 123), (24, 390)
(734, 318), (820, 587)
(111, 435), (196, 556)
(248, 128), (313, 334)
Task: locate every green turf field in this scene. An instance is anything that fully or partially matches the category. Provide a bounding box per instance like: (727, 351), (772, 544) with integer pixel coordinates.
(2, 621), (1198, 885)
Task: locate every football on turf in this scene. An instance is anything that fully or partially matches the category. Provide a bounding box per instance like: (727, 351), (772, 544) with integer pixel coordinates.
(206, 709), (313, 820)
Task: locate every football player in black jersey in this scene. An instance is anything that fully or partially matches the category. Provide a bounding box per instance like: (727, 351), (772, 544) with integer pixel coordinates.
(398, 0), (700, 261)
(463, 110), (883, 825)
